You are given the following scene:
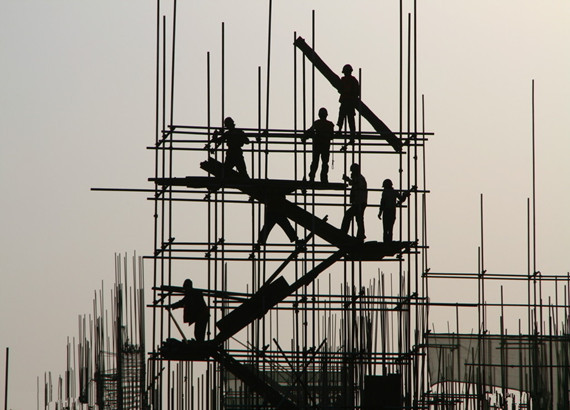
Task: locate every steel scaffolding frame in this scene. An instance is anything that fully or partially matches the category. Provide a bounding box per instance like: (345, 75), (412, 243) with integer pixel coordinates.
(41, 3), (570, 409)
(146, 1), (429, 409)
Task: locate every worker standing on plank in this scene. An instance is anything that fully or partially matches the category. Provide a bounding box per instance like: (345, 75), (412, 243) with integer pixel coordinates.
(378, 179), (414, 243)
(341, 163), (367, 241)
(166, 279), (210, 342)
(337, 64), (359, 143)
(304, 107), (335, 183)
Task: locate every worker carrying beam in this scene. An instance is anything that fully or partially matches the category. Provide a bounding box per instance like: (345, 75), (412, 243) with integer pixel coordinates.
(294, 37), (402, 152)
(337, 64), (360, 145)
(205, 117), (257, 178)
(341, 163), (368, 241)
(166, 279), (210, 342)
(303, 107), (335, 183)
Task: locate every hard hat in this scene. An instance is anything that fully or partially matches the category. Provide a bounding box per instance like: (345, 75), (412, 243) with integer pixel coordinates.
(224, 117), (234, 128)
(183, 279), (193, 290)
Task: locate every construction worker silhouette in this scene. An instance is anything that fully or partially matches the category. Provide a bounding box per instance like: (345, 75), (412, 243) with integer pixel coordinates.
(341, 163), (367, 241)
(378, 179), (412, 243)
(337, 64), (359, 141)
(207, 117), (251, 178)
(304, 107), (335, 182)
(254, 199), (301, 251)
(167, 279), (210, 342)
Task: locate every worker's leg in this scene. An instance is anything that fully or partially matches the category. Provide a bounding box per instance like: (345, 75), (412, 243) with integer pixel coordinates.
(337, 106), (345, 130)
(194, 317), (208, 342)
(320, 149), (330, 182)
(258, 208), (277, 245)
(355, 204), (366, 240)
(383, 210), (396, 242)
(308, 150), (320, 181)
(234, 154), (249, 178)
(344, 101), (356, 136)
(223, 153), (236, 175)
(276, 216), (298, 242)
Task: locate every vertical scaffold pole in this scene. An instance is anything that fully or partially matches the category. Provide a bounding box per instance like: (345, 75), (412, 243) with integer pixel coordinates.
(4, 348), (8, 410)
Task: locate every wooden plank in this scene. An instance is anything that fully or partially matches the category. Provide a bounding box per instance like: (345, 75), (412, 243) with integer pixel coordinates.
(214, 252), (345, 344)
(259, 229), (317, 286)
(158, 338), (214, 361)
(200, 158), (359, 248)
(215, 277), (291, 340)
(153, 160), (412, 260)
(150, 175), (345, 193)
(344, 241), (414, 261)
(289, 250), (346, 292)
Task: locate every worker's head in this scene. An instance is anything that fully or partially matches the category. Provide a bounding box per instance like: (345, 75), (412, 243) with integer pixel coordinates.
(318, 107), (328, 119)
(382, 179), (393, 189)
(224, 117), (235, 129)
(342, 64), (353, 75)
(183, 279), (193, 291)
(350, 163), (360, 175)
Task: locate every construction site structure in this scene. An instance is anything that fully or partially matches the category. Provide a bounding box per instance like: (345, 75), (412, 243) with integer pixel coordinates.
(147, 2), (429, 409)
(44, 2), (570, 409)
(145, 2), (570, 409)
(42, 254), (146, 409)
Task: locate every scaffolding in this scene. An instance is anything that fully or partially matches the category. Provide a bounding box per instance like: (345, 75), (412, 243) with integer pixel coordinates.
(44, 2), (570, 410)
(42, 254), (146, 410)
(147, 1), (430, 409)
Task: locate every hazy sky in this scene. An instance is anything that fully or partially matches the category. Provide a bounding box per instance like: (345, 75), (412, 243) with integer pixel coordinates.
(1, 1), (569, 407)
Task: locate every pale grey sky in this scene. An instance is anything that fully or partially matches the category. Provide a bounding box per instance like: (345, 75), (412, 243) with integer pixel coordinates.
(1, 1), (569, 407)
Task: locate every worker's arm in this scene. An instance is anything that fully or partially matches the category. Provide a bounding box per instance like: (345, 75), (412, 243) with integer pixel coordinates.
(303, 124), (315, 142)
(397, 185), (417, 205)
(239, 129), (259, 144)
(204, 129), (224, 151)
(167, 297), (185, 310)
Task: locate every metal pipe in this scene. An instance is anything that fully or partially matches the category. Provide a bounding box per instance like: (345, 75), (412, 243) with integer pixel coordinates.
(265, 0), (273, 176)
(4, 348), (8, 410)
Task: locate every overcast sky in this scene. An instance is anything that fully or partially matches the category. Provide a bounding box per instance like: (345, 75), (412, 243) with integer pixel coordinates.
(1, 1), (569, 407)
